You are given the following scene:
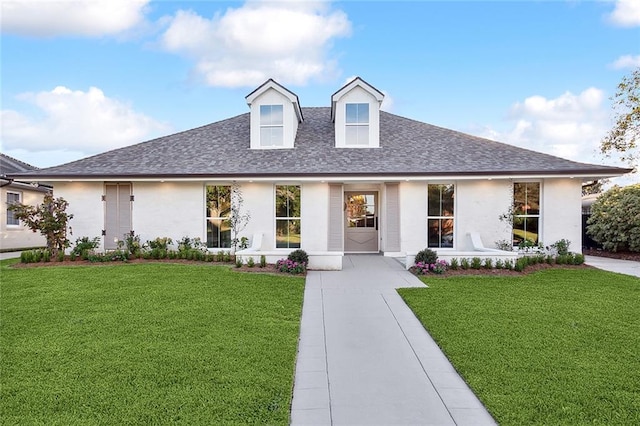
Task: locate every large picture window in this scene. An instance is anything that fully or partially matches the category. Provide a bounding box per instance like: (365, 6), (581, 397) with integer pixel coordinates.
(275, 185), (301, 248)
(513, 182), (540, 245)
(6, 192), (21, 226)
(260, 104), (284, 147)
(206, 185), (231, 249)
(427, 184), (454, 248)
(345, 103), (369, 145)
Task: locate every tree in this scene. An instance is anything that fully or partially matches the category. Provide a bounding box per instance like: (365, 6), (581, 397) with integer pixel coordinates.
(227, 182), (251, 252)
(8, 193), (74, 257)
(600, 68), (639, 168)
(582, 179), (608, 196)
(586, 184), (640, 252)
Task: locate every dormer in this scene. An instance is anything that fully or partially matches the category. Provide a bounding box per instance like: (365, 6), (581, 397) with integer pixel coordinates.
(246, 79), (303, 149)
(331, 77), (384, 148)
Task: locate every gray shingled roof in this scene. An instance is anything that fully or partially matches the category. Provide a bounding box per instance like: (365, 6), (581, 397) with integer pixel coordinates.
(8, 107), (629, 179)
(1, 153), (40, 177)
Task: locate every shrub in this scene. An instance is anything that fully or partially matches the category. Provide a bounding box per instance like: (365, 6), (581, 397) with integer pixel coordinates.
(495, 239), (513, 251)
(123, 233), (142, 257)
(495, 259), (504, 269)
(550, 239), (571, 256)
(460, 258), (470, 270)
(415, 248), (438, 265)
(411, 260), (448, 275)
(276, 258), (306, 274)
(483, 258), (493, 269)
(247, 257), (255, 268)
(235, 257), (243, 268)
(71, 236), (101, 260)
(514, 257), (528, 272)
(20, 250), (35, 264)
(471, 257), (482, 270)
(57, 251), (65, 262)
(572, 253), (585, 265)
(546, 255), (555, 265)
(449, 258), (459, 270)
(288, 249), (309, 265)
(216, 251), (225, 262)
(503, 259), (514, 270)
(587, 184), (640, 252)
(556, 254), (569, 265)
(260, 255), (267, 268)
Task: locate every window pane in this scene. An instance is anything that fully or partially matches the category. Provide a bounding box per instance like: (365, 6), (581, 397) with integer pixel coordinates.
(6, 193), (20, 225)
(513, 216), (539, 245)
(428, 185), (442, 216)
(276, 219), (301, 248)
(514, 182), (540, 215)
(346, 103), (369, 124)
(207, 219), (231, 248)
(261, 127), (283, 146)
(206, 186), (231, 218)
(428, 219), (441, 248)
(260, 105), (283, 125)
(346, 125), (369, 145)
(442, 184), (454, 216)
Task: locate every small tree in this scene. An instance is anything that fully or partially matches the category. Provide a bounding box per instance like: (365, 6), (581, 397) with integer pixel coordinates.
(587, 184), (640, 252)
(8, 193), (74, 257)
(227, 182), (251, 252)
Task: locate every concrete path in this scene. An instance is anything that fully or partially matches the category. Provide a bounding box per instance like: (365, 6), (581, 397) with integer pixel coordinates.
(585, 255), (640, 278)
(291, 255), (495, 426)
(0, 251), (22, 260)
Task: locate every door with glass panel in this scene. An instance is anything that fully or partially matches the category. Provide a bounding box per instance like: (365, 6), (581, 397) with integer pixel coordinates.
(344, 192), (378, 252)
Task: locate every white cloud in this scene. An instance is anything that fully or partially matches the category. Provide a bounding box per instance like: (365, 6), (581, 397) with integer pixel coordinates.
(1, 0), (150, 37)
(607, 0), (640, 27)
(610, 54), (640, 69)
(475, 88), (611, 165)
(161, 1), (351, 87)
(1, 86), (170, 163)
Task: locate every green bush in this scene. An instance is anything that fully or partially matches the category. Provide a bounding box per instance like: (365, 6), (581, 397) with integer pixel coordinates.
(587, 184), (640, 252)
(71, 236), (101, 260)
(504, 259), (514, 270)
(471, 257), (482, 270)
(514, 257), (528, 272)
(551, 239), (571, 256)
(572, 253), (585, 265)
(483, 258), (493, 269)
(495, 259), (504, 269)
(415, 248), (438, 265)
(546, 255), (555, 265)
(148, 237), (172, 251)
(460, 258), (470, 270)
(449, 258), (459, 270)
(260, 255), (267, 268)
(247, 257), (255, 268)
(288, 249), (309, 265)
(123, 233), (142, 257)
(235, 257), (243, 268)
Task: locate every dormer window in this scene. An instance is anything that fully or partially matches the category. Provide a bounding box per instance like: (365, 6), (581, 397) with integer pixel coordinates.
(345, 103), (369, 145)
(260, 105), (284, 147)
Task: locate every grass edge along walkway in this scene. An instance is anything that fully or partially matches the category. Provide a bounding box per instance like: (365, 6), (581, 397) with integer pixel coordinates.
(398, 269), (640, 426)
(1, 261), (305, 425)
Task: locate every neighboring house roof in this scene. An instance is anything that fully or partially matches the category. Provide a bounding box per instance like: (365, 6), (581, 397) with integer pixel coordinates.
(8, 107), (631, 180)
(1, 153), (52, 191)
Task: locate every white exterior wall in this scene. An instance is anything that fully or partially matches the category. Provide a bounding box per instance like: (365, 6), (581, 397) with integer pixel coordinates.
(334, 86), (381, 148)
(456, 180), (512, 251)
(540, 178), (582, 249)
(134, 182), (203, 245)
(54, 182), (105, 250)
(1, 186), (48, 250)
(300, 182), (329, 252)
(249, 88), (298, 149)
(399, 181), (428, 254)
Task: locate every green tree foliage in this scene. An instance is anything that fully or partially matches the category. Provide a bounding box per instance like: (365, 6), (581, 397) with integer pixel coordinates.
(587, 184), (640, 252)
(8, 193), (74, 257)
(600, 68), (639, 168)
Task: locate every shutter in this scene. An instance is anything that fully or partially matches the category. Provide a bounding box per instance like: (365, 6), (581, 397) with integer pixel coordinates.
(385, 183), (401, 252)
(104, 183), (132, 249)
(327, 184), (343, 251)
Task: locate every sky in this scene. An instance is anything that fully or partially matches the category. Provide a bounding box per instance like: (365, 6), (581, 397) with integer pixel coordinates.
(1, 0), (639, 183)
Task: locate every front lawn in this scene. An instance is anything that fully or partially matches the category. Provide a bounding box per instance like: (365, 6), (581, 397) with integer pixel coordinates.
(398, 269), (640, 425)
(1, 261), (304, 425)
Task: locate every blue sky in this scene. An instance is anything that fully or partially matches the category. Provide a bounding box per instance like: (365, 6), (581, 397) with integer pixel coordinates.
(1, 0), (639, 180)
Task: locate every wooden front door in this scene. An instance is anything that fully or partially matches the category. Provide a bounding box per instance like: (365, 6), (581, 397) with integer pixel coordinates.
(344, 192), (378, 252)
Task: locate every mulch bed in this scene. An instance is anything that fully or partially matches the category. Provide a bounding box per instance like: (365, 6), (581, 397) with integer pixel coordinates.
(583, 249), (640, 262)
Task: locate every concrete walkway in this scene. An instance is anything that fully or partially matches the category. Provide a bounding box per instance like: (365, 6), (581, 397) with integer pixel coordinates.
(291, 255), (495, 426)
(585, 255), (640, 278)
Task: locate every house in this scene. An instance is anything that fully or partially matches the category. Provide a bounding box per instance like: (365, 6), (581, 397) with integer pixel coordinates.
(1, 153), (52, 251)
(8, 78), (630, 269)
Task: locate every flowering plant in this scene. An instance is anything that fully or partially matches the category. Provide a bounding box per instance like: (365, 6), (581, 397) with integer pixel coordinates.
(410, 259), (448, 275)
(276, 258), (307, 274)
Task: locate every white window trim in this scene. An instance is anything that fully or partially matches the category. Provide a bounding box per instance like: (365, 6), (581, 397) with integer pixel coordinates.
(205, 184), (232, 249)
(6, 191), (21, 227)
(426, 183), (456, 250)
(274, 184), (302, 250)
(512, 181), (542, 245)
(260, 104), (284, 148)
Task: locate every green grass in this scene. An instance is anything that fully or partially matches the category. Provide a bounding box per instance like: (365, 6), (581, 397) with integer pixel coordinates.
(398, 269), (640, 425)
(0, 261), (304, 425)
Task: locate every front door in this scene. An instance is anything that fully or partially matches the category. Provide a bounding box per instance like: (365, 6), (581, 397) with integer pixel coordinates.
(344, 192), (378, 252)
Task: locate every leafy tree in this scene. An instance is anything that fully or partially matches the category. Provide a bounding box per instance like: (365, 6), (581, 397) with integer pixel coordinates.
(586, 184), (640, 252)
(8, 193), (74, 257)
(582, 179), (608, 196)
(600, 68), (639, 168)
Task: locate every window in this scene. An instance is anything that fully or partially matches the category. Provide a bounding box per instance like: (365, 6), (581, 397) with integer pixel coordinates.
(206, 185), (231, 249)
(427, 184), (454, 248)
(275, 185), (301, 248)
(346, 194), (375, 228)
(345, 103), (369, 145)
(513, 182), (540, 245)
(260, 105), (284, 147)
(6, 192), (21, 226)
